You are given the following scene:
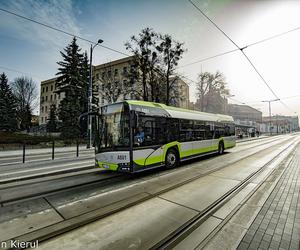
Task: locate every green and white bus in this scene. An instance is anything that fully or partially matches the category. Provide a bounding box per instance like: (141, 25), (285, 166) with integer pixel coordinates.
(92, 100), (236, 173)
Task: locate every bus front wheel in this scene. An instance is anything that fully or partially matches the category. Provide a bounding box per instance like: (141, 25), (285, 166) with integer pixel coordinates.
(165, 149), (178, 169)
(218, 142), (224, 155)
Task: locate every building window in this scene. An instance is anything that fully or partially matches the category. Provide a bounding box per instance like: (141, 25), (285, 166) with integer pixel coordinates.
(123, 67), (127, 74)
(108, 70), (111, 77)
(58, 93), (60, 99)
(45, 106), (48, 112)
(42, 87), (45, 93)
(51, 85), (53, 91)
(41, 106), (44, 113)
(41, 117), (43, 123)
(41, 96), (44, 103)
(96, 73), (99, 79)
(50, 95), (53, 101)
(46, 86), (48, 92)
(54, 94), (56, 100)
(102, 72), (105, 79)
(114, 69), (118, 76)
(46, 96), (48, 101)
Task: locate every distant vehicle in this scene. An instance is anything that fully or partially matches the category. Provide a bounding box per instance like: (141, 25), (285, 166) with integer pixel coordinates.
(89, 100), (236, 173)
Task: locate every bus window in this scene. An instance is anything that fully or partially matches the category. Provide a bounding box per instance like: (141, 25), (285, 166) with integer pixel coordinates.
(194, 121), (206, 140)
(179, 119), (194, 141)
(205, 122), (214, 139)
(214, 123), (225, 139)
(135, 116), (166, 146)
(167, 119), (179, 141)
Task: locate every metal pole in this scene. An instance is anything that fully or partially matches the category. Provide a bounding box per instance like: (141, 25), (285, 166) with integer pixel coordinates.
(23, 143), (25, 163)
(52, 140), (55, 160)
(269, 101), (272, 136)
(87, 39), (103, 148)
(76, 140), (79, 157)
(262, 99), (279, 136)
(87, 44), (93, 148)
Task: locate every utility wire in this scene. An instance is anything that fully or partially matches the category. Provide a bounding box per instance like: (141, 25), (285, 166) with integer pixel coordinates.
(177, 48), (239, 69)
(240, 51), (280, 100)
(178, 26), (300, 68)
(0, 7), (130, 57)
(0, 66), (42, 80)
(188, 0), (240, 49)
(188, 0), (296, 114)
(246, 27), (300, 48)
(1, 4), (298, 114)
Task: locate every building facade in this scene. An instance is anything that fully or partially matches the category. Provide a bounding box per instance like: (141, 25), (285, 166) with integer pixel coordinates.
(39, 56), (190, 125)
(39, 77), (65, 125)
(260, 115), (299, 134)
(227, 104), (262, 125)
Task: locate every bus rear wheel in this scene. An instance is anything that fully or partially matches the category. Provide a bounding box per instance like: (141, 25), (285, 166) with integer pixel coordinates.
(218, 142), (224, 155)
(165, 149), (178, 169)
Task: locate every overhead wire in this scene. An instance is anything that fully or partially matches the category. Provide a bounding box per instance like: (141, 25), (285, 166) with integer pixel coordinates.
(0, 66), (42, 80)
(1, 4), (299, 114)
(0, 7), (130, 57)
(178, 26), (300, 68)
(188, 0), (296, 114)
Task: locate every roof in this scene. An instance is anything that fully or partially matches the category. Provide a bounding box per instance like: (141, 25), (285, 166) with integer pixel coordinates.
(125, 100), (234, 123)
(41, 77), (57, 85)
(228, 104), (262, 114)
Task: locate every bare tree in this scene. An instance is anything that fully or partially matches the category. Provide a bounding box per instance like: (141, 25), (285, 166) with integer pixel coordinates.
(11, 76), (38, 130)
(97, 64), (135, 104)
(196, 71), (229, 113)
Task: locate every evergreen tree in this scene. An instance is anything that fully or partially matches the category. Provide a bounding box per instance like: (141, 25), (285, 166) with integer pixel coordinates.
(46, 104), (57, 132)
(56, 37), (89, 139)
(0, 73), (18, 131)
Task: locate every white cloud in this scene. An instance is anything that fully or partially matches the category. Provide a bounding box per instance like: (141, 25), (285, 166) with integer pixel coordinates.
(0, 0), (82, 50)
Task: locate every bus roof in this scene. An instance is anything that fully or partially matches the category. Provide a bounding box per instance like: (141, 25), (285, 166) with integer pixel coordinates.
(125, 100), (234, 123)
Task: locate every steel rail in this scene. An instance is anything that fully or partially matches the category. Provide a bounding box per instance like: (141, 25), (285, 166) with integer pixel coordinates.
(0, 136), (286, 204)
(2, 137), (297, 249)
(152, 140), (298, 249)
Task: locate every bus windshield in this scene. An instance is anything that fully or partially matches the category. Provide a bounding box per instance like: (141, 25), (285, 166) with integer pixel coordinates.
(97, 103), (129, 151)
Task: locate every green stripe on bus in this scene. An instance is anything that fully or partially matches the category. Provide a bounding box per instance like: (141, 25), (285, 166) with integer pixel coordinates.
(97, 161), (119, 171)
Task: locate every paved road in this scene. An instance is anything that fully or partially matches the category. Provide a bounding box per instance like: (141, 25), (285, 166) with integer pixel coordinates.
(0, 133), (298, 249)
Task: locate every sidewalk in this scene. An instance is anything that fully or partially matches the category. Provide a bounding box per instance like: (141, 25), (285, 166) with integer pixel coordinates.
(0, 146), (93, 157)
(236, 135), (269, 143)
(238, 146), (300, 249)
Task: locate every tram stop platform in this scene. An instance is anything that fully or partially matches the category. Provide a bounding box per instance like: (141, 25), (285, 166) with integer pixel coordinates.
(199, 142), (300, 250)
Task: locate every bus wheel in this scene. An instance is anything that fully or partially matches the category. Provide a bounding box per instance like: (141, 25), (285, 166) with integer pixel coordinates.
(218, 142), (224, 155)
(165, 149), (178, 169)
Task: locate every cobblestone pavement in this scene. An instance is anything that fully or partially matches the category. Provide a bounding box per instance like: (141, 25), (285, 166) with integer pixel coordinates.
(238, 146), (300, 250)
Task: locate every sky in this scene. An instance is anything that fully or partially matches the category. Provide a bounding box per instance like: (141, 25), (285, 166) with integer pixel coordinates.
(0, 0), (300, 118)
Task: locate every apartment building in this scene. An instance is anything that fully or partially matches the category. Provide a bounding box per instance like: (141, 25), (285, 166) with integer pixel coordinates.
(39, 56), (190, 124)
(260, 115), (299, 133)
(39, 77), (64, 125)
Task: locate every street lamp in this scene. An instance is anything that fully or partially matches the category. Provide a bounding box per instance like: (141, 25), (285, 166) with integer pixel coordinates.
(262, 98), (280, 136)
(87, 38), (103, 148)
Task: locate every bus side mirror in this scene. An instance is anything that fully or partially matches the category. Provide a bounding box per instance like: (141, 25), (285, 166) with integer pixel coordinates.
(130, 111), (138, 128)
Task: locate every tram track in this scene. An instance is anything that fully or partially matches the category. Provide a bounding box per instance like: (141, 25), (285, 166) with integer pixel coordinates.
(0, 135), (280, 187)
(0, 135), (290, 206)
(1, 135), (298, 249)
(152, 139), (299, 249)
